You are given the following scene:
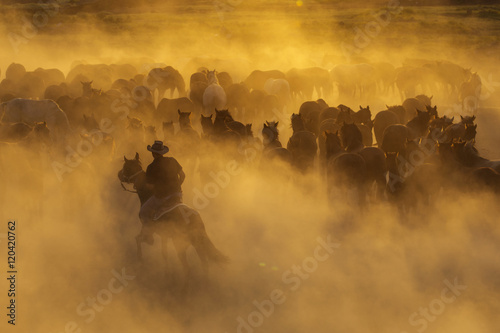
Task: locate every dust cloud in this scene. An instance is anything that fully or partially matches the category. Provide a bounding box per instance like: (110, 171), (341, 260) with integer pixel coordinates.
(0, 1), (499, 333)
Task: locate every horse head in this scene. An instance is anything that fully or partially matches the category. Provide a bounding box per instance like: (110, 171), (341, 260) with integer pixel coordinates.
(356, 105), (372, 124)
(118, 152), (143, 184)
(33, 121), (51, 146)
(178, 109), (193, 127)
(207, 70), (219, 85)
(339, 122), (362, 150)
(425, 105), (438, 119)
(291, 113), (305, 132)
(262, 121), (280, 145)
(324, 130), (342, 158)
(82, 113), (99, 131)
(460, 115), (476, 125)
(464, 123), (477, 142)
(245, 123), (253, 137)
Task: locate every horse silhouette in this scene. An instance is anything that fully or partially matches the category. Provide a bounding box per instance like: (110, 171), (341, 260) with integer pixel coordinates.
(203, 70), (227, 114)
(118, 154), (228, 281)
(287, 114), (318, 172)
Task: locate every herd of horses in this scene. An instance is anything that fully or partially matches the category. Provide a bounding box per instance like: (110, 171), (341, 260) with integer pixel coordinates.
(0, 60), (494, 285)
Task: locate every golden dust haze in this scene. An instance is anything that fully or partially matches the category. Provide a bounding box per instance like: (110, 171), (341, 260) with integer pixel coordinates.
(0, 1), (499, 333)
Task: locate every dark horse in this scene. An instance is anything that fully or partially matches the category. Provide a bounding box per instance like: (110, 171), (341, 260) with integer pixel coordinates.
(118, 153), (228, 278)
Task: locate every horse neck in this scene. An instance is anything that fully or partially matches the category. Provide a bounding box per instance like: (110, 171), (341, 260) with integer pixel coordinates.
(82, 88), (91, 98)
(353, 111), (368, 124)
(265, 138), (282, 149)
(292, 121), (306, 133)
(180, 119), (193, 130)
(208, 74), (219, 85)
(214, 118), (229, 133)
(342, 130), (363, 152)
(132, 172), (151, 205)
(346, 140), (363, 153)
(202, 123), (214, 136)
(326, 142), (343, 160)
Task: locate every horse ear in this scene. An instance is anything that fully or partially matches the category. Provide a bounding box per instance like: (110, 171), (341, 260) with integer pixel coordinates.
(430, 95), (433, 100)
(451, 116), (454, 122)
(135, 152), (139, 160)
(460, 115), (464, 120)
(124, 155), (128, 161)
(474, 124), (477, 129)
(386, 105), (390, 108)
(472, 115), (476, 121)
(359, 105), (362, 110)
(366, 105), (370, 110)
(263, 123), (268, 128)
(275, 121), (279, 127)
(209, 114), (213, 119)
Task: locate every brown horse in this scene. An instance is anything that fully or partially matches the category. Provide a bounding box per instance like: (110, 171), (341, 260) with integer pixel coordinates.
(442, 115), (476, 143)
(326, 152), (367, 205)
(177, 110), (201, 141)
(339, 122), (364, 153)
(381, 124), (411, 155)
(262, 121), (291, 163)
(118, 153), (228, 280)
(373, 110), (400, 146)
(287, 114), (318, 172)
(212, 109), (241, 146)
(406, 110), (431, 140)
(358, 146), (387, 200)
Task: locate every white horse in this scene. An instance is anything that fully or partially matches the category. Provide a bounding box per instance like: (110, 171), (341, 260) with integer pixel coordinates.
(202, 70), (226, 114)
(264, 78), (291, 106)
(0, 98), (71, 145)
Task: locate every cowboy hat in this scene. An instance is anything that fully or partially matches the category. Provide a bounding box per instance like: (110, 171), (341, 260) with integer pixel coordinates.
(147, 140), (169, 155)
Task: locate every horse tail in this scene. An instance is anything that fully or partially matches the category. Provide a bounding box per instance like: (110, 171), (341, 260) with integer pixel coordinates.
(189, 210), (230, 264)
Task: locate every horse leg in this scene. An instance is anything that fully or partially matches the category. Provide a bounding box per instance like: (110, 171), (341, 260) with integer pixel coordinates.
(169, 235), (192, 298)
(376, 176), (387, 201)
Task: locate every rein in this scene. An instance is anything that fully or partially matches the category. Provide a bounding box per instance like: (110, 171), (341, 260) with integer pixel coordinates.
(120, 169), (144, 193)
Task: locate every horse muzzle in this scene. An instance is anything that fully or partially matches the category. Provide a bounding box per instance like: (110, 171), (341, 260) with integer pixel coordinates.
(118, 170), (127, 182)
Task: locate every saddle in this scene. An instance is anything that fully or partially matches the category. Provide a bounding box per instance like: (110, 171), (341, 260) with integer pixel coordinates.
(153, 193), (186, 221)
